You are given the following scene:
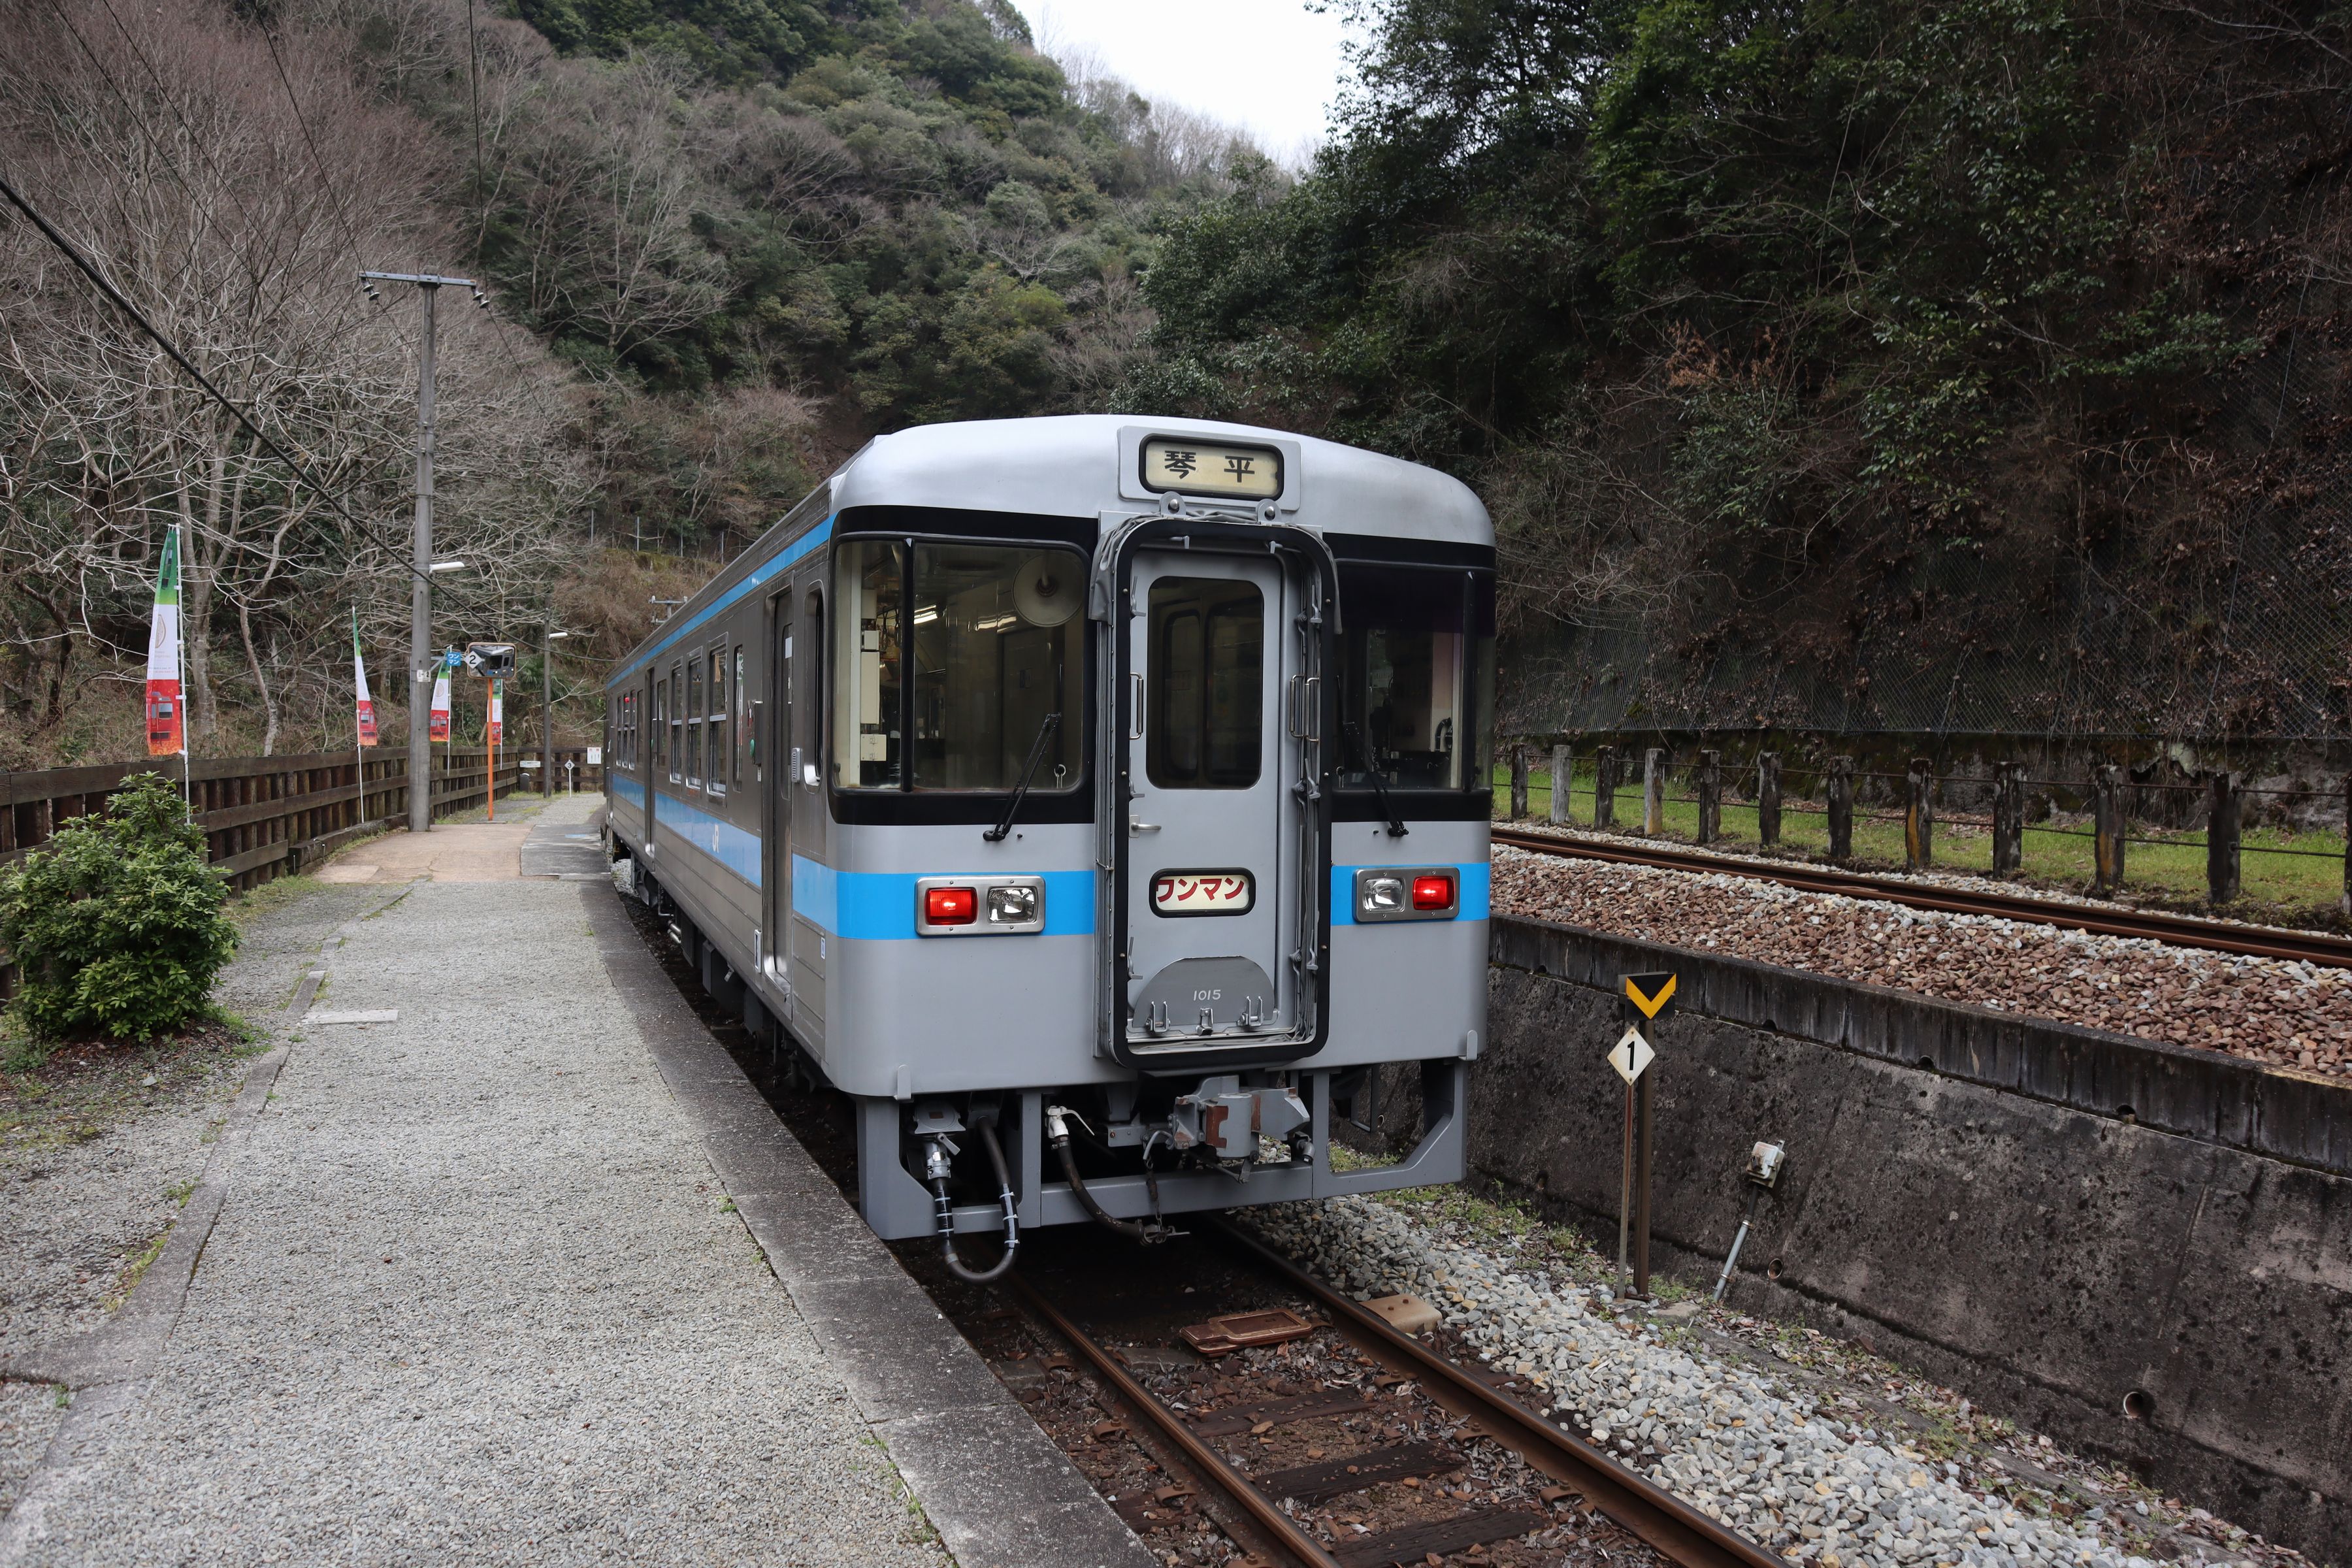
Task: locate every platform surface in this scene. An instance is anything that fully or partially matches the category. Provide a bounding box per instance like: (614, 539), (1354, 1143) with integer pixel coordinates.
(1, 798), (1147, 1567)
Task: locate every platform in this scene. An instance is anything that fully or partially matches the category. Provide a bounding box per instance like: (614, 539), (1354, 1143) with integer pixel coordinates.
(0, 797), (1149, 1568)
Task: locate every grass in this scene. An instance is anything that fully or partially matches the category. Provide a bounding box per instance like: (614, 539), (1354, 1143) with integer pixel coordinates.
(435, 791), (550, 827)
(1493, 762), (2349, 921)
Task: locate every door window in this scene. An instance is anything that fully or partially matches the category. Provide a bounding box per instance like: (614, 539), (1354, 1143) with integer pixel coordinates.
(732, 645), (746, 784)
(1146, 576), (1264, 790)
(686, 657), (704, 785)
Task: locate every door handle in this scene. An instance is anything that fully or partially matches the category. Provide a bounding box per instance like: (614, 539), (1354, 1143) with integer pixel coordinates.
(1128, 672), (1144, 740)
(1287, 675), (1320, 739)
(1129, 819), (1162, 834)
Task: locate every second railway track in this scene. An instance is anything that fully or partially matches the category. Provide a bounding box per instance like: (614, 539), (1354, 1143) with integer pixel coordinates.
(988, 1220), (1786, 1568)
(1490, 827), (2352, 970)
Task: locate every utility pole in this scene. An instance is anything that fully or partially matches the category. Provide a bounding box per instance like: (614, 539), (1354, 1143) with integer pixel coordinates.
(363, 269), (482, 832)
(544, 622), (572, 797)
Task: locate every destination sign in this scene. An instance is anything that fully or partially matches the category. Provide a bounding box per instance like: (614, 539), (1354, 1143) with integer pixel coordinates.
(1141, 437), (1281, 500)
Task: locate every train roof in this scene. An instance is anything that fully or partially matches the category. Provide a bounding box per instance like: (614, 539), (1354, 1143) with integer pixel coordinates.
(832, 415), (1491, 547)
(607, 416), (1490, 687)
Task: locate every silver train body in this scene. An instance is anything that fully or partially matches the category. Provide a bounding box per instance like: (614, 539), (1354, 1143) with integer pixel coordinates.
(603, 416), (1494, 1249)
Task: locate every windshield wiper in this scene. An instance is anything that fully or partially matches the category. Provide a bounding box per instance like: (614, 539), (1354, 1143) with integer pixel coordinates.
(1344, 720), (1409, 838)
(984, 711), (1062, 842)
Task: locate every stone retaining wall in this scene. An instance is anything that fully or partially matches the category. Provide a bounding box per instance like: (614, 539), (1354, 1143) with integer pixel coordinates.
(1475, 914), (2352, 1567)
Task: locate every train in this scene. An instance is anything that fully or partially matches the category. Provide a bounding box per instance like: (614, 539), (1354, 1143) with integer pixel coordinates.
(603, 415), (1493, 1277)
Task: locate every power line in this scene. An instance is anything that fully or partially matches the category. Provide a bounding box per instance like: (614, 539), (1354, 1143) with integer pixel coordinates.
(0, 167), (480, 605)
(50, 0), (401, 363)
(258, 20), (413, 352)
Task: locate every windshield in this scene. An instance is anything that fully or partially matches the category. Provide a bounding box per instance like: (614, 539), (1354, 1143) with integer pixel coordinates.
(834, 540), (1085, 791)
(1335, 564), (1494, 792)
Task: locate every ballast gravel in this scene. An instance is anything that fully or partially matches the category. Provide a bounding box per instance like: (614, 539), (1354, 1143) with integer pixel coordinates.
(1258, 1195), (2291, 1568)
(8, 813), (949, 1567)
(1490, 845), (2352, 1076)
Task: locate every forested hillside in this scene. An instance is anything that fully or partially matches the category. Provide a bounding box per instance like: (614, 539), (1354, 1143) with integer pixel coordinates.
(0, 0), (1255, 764)
(1130, 0), (2352, 742)
(7, 0), (2347, 768)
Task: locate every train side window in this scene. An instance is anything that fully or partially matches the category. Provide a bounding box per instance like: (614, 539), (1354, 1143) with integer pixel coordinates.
(687, 658), (705, 786)
(651, 679), (666, 773)
(707, 647), (728, 797)
(1147, 576), (1263, 790)
(668, 665), (684, 781)
(732, 645), (745, 785)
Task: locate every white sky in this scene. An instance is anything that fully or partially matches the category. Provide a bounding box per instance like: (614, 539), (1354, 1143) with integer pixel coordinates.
(1009, 0), (1354, 164)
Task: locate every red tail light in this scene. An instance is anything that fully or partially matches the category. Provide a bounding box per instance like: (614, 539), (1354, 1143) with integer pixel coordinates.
(924, 886), (977, 926)
(1411, 874), (1456, 911)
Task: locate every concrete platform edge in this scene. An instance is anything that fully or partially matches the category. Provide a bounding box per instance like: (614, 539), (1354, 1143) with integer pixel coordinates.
(578, 882), (1155, 1568)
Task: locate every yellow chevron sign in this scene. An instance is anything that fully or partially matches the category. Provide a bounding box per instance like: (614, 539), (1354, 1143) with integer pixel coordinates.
(1623, 972), (1677, 1020)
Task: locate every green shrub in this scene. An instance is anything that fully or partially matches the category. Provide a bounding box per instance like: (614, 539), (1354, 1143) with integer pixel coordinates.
(0, 773), (238, 1041)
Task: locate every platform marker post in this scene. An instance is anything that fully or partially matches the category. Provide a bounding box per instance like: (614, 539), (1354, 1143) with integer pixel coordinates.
(1612, 972), (1676, 1299)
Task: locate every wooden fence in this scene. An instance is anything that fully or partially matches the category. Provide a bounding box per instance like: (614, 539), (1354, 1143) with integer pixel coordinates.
(1, 747), (534, 1000)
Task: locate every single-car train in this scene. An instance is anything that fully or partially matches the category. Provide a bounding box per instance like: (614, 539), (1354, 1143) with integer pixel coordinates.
(604, 415), (1493, 1277)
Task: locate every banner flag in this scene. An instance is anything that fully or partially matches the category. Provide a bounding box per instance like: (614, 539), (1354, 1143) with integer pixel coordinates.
(144, 526), (185, 757)
(488, 679), (504, 745)
(429, 668), (452, 743)
(352, 610), (378, 746)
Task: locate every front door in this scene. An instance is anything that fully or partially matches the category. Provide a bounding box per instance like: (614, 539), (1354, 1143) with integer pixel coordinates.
(1120, 549), (1298, 1053)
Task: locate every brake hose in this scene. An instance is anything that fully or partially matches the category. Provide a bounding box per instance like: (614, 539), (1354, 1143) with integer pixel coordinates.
(1045, 1105), (1154, 1241)
(928, 1118), (1020, 1282)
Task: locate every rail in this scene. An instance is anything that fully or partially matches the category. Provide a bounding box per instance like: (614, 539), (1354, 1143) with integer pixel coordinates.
(1007, 1218), (1784, 1568)
(1491, 826), (2352, 969)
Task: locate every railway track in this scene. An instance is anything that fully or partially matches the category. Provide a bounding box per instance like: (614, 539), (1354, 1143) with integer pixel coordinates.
(996, 1220), (1784, 1568)
(1490, 827), (2352, 970)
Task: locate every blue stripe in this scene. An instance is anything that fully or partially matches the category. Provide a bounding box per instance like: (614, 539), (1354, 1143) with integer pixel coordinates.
(608, 774), (645, 807)
(655, 793), (762, 887)
(791, 856), (1095, 939)
(1330, 861), (1490, 925)
(608, 518), (833, 689)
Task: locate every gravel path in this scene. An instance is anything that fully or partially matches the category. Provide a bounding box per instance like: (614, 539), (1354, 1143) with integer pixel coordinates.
(0, 872), (404, 1517)
(8, 796), (951, 1567)
(1258, 1195), (2302, 1568)
(1491, 845), (2352, 1077)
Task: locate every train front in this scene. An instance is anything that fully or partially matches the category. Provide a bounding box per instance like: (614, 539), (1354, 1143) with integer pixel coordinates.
(827, 419), (1492, 1268)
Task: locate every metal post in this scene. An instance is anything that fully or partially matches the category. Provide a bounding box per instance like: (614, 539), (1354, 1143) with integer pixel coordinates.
(1991, 761), (2024, 877)
(1643, 747), (1665, 836)
(2206, 770), (2241, 904)
(1756, 751), (1781, 846)
(1632, 1069), (1653, 1297)
(1904, 757), (1933, 870)
(1616, 1078), (1635, 1297)
(1550, 744), (1570, 825)
(406, 284), (437, 833)
(2092, 764), (2126, 895)
(1510, 744), (1528, 820)
(1827, 756), (1855, 860)
(1695, 748), (1721, 845)
(1595, 745), (1617, 828)
(542, 619), (555, 797)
